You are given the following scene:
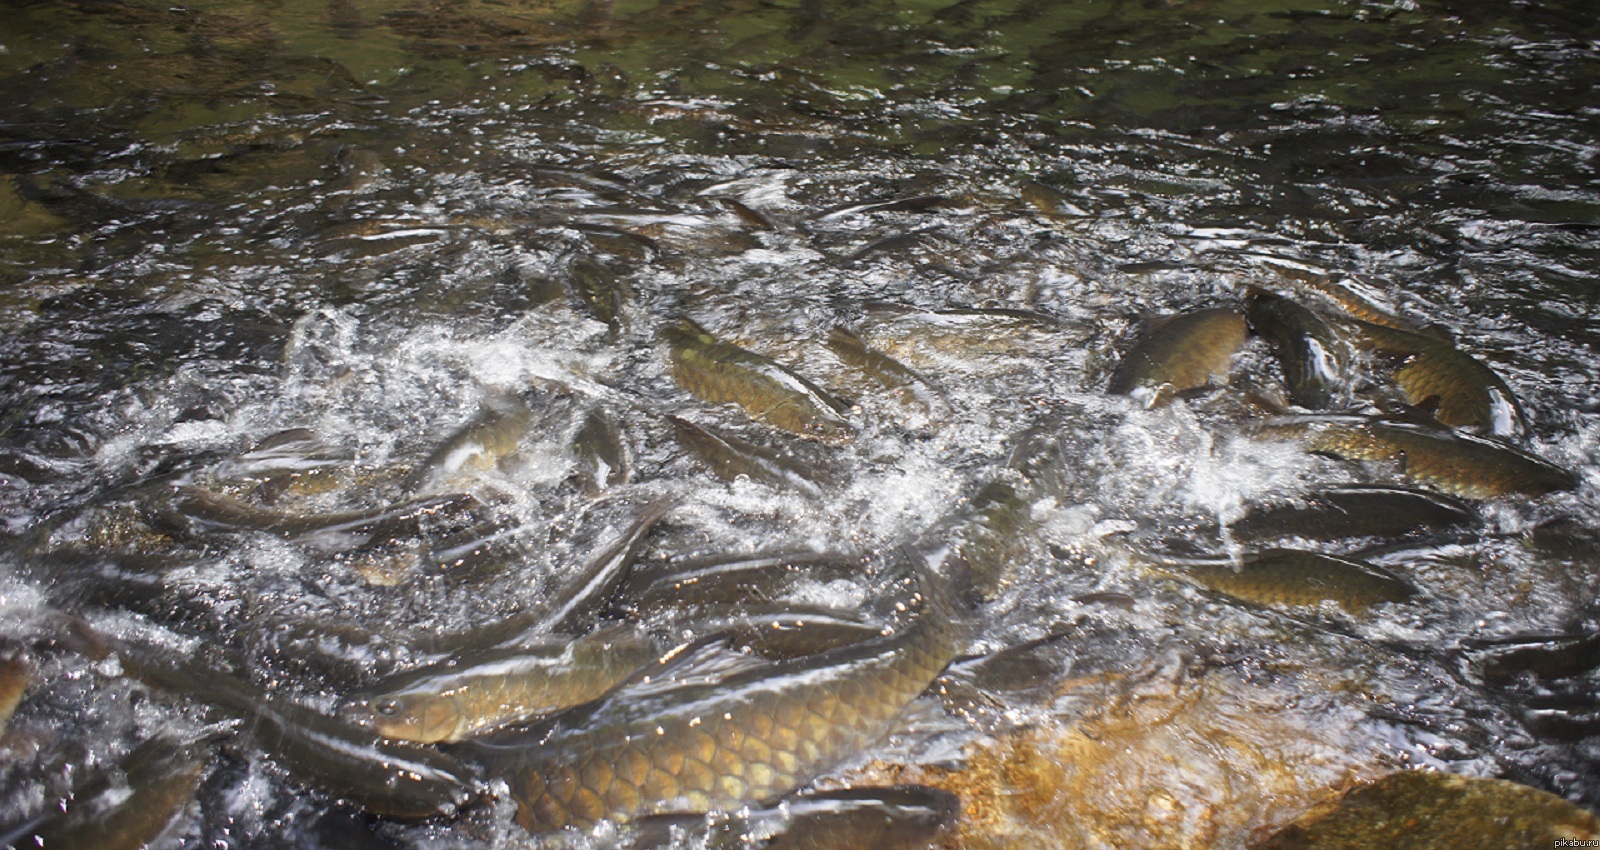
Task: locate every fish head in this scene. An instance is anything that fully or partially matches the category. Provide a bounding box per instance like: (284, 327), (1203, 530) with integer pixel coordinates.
(346, 692), (463, 744)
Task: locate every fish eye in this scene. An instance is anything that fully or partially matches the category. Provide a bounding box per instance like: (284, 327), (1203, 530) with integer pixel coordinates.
(375, 699), (401, 717)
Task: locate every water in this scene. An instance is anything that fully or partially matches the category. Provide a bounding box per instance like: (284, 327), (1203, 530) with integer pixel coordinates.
(2, 0), (1598, 847)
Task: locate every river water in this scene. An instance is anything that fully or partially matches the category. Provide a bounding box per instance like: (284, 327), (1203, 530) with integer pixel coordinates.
(2, 0), (1598, 847)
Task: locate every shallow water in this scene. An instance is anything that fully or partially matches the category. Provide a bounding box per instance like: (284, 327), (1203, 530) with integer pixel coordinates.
(2, 0), (1598, 847)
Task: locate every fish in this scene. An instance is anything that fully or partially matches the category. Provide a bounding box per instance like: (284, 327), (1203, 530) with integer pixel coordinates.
(669, 415), (834, 496)
(571, 406), (632, 496)
(1276, 416), (1577, 499)
(4, 734), (208, 850)
(1349, 318), (1527, 436)
(624, 550), (867, 617)
(167, 487), (482, 544)
(0, 650), (32, 736)
(1107, 307), (1249, 404)
(348, 626), (664, 744)
(415, 497), (673, 653)
(115, 640), (479, 819)
(938, 480), (1034, 601)
(1262, 265), (1416, 331)
(1474, 631), (1600, 683)
(466, 544), (966, 832)
(406, 392), (534, 494)
(1257, 770), (1600, 848)
(1229, 485), (1477, 542)
(664, 319), (852, 441)
(626, 784), (960, 850)
(859, 302), (1076, 362)
(825, 326), (944, 415)
(568, 256), (631, 336)
(1144, 548), (1418, 612)
(1245, 289), (1353, 410)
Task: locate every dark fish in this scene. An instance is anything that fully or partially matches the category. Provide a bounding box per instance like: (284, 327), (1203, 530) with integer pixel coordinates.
(468, 545), (965, 832)
(406, 392), (533, 494)
(664, 319), (852, 441)
(571, 407), (632, 496)
(1230, 485), (1476, 542)
(348, 626), (663, 744)
(115, 642), (478, 819)
(938, 480), (1034, 601)
(1282, 417), (1576, 500)
(5, 735), (207, 850)
(568, 256), (631, 336)
(1349, 318), (1527, 437)
(826, 326), (944, 415)
(1107, 308), (1248, 404)
(669, 415), (833, 496)
(1257, 770), (1600, 849)
(625, 550), (867, 617)
(169, 487), (480, 541)
(1146, 548), (1418, 612)
(1476, 631), (1600, 683)
(1245, 289), (1353, 410)
(417, 497), (673, 652)
(627, 784), (960, 850)
(1020, 181), (1081, 220)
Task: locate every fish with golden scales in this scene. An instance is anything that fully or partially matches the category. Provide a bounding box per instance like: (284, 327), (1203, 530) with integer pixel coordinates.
(1107, 307), (1249, 405)
(1347, 318), (1527, 437)
(464, 544), (968, 833)
(1261, 416), (1576, 500)
(664, 318), (853, 441)
(1140, 547), (1418, 613)
(347, 626), (663, 744)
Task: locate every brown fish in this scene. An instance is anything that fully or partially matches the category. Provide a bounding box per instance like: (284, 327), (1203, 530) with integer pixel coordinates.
(826, 326), (944, 415)
(8, 735), (208, 850)
(1230, 485), (1476, 542)
(406, 392), (533, 494)
(1349, 318), (1527, 437)
(468, 545), (965, 832)
(1107, 308), (1248, 404)
(0, 651), (32, 736)
(1258, 770), (1600, 848)
(664, 319), (852, 441)
(1278, 416), (1576, 500)
(349, 626), (663, 744)
(669, 415), (834, 496)
(1146, 548), (1418, 612)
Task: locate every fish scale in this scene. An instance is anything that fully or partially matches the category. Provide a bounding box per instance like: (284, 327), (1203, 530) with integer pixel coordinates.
(480, 549), (963, 832)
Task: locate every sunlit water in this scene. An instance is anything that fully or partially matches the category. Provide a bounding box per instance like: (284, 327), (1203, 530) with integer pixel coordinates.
(2, 1), (1598, 847)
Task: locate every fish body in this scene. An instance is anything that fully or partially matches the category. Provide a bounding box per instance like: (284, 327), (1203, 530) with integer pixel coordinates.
(473, 546), (964, 832)
(0, 652), (30, 736)
(1265, 266), (1415, 330)
(9, 735), (207, 850)
(627, 784), (960, 850)
(1107, 308), (1248, 403)
(669, 415), (832, 496)
(572, 407), (632, 496)
(860, 302), (1071, 360)
(407, 393), (533, 494)
(350, 627), (663, 743)
(1230, 485), (1476, 542)
(1350, 319), (1526, 437)
(826, 326), (944, 415)
(170, 487), (480, 541)
(1293, 417), (1575, 499)
(1151, 548), (1417, 612)
(117, 642), (477, 819)
(665, 319), (852, 441)
(1245, 290), (1353, 410)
